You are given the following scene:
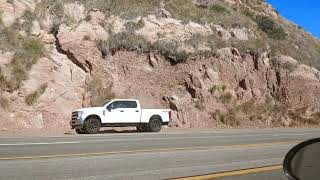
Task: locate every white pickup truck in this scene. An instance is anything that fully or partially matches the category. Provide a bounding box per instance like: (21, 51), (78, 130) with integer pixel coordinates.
(70, 99), (171, 134)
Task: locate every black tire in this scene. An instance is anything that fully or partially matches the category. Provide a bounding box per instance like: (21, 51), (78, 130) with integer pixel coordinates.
(136, 125), (149, 132)
(84, 118), (101, 134)
(148, 119), (162, 132)
(75, 128), (86, 134)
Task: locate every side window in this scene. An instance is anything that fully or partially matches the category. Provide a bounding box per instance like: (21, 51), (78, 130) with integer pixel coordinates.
(123, 101), (137, 108)
(109, 101), (137, 109)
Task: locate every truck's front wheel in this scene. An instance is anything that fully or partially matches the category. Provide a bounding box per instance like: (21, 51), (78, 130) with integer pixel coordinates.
(84, 118), (101, 134)
(149, 119), (162, 132)
(75, 128), (86, 134)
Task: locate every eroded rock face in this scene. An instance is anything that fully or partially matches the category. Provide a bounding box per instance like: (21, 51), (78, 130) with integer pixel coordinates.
(0, 1), (319, 134)
(1, 49), (87, 130)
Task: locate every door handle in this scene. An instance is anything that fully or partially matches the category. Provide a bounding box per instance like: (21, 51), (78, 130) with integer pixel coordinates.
(135, 110), (139, 112)
(120, 110), (124, 112)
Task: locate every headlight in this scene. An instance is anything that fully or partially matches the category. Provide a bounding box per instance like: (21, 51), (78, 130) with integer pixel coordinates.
(77, 111), (83, 119)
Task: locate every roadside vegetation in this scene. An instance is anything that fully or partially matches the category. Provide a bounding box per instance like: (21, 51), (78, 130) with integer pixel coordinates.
(88, 76), (115, 107)
(25, 83), (48, 106)
(0, 95), (10, 110)
(0, 18), (46, 92)
(211, 100), (320, 127)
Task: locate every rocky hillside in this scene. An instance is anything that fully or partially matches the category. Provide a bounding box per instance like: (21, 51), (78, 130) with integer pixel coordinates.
(0, 0), (320, 134)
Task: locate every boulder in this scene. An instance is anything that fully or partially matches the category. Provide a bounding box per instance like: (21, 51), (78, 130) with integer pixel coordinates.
(230, 27), (249, 40)
(88, 9), (106, 25)
(30, 21), (41, 36)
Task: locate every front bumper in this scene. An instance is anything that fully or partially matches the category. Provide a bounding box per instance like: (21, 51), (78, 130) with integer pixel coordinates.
(70, 111), (84, 129)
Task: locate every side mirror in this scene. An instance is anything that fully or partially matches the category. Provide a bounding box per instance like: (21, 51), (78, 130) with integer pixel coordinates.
(283, 138), (320, 180)
(107, 104), (114, 111)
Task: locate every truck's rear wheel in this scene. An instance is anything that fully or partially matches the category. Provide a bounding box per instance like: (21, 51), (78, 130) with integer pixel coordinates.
(75, 128), (86, 134)
(84, 118), (101, 134)
(149, 119), (162, 132)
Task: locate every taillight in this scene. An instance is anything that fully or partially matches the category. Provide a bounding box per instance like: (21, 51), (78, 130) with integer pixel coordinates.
(169, 111), (172, 121)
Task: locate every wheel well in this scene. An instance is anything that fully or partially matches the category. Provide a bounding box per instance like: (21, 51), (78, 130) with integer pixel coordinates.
(150, 115), (162, 122)
(85, 115), (101, 123)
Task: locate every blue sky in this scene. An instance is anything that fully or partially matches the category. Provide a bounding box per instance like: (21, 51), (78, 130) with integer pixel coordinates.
(267, 0), (320, 39)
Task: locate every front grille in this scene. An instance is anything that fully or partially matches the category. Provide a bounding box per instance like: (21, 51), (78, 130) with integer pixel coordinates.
(72, 111), (78, 120)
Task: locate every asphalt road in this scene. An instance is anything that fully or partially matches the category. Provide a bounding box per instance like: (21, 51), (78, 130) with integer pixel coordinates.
(0, 128), (319, 180)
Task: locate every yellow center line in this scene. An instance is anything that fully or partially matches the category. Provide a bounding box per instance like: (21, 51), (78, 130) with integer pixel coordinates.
(173, 165), (283, 180)
(0, 140), (300, 161)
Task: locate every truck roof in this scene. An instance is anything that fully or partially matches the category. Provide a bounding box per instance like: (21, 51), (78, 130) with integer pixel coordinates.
(111, 99), (138, 101)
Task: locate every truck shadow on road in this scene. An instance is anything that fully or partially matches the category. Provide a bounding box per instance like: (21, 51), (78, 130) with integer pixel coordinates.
(98, 129), (141, 134)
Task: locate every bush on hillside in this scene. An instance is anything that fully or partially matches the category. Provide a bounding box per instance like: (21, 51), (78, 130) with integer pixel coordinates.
(255, 15), (287, 40)
(25, 83), (48, 106)
(0, 23), (46, 91)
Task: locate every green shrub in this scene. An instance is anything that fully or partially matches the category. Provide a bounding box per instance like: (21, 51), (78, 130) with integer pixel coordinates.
(124, 19), (145, 32)
(255, 15), (287, 40)
(220, 111), (240, 126)
(8, 38), (45, 90)
(283, 61), (297, 72)
(208, 84), (227, 94)
(219, 92), (233, 104)
(108, 32), (151, 53)
(166, 0), (211, 24)
(209, 4), (229, 14)
(152, 40), (189, 63)
(20, 10), (35, 34)
(75, 0), (158, 19)
(25, 83), (48, 106)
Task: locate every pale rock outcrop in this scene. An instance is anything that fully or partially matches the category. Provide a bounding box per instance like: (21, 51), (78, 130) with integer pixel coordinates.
(193, 0), (210, 7)
(211, 25), (232, 40)
(2, 47), (87, 130)
(30, 21), (41, 36)
(136, 15), (212, 43)
(57, 22), (109, 44)
(88, 9), (106, 25)
(229, 27), (256, 40)
(105, 16), (127, 34)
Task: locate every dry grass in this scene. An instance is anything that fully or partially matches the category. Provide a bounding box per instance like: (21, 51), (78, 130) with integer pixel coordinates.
(124, 19), (145, 32)
(89, 76), (115, 107)
(10, 10), (35, 35)
(0, 21), (46, 91)
(254, 15), (287, 40)
(0, 95), (10, 110)
(282, 61), (298, 73)
(25, 83), (48, 106)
